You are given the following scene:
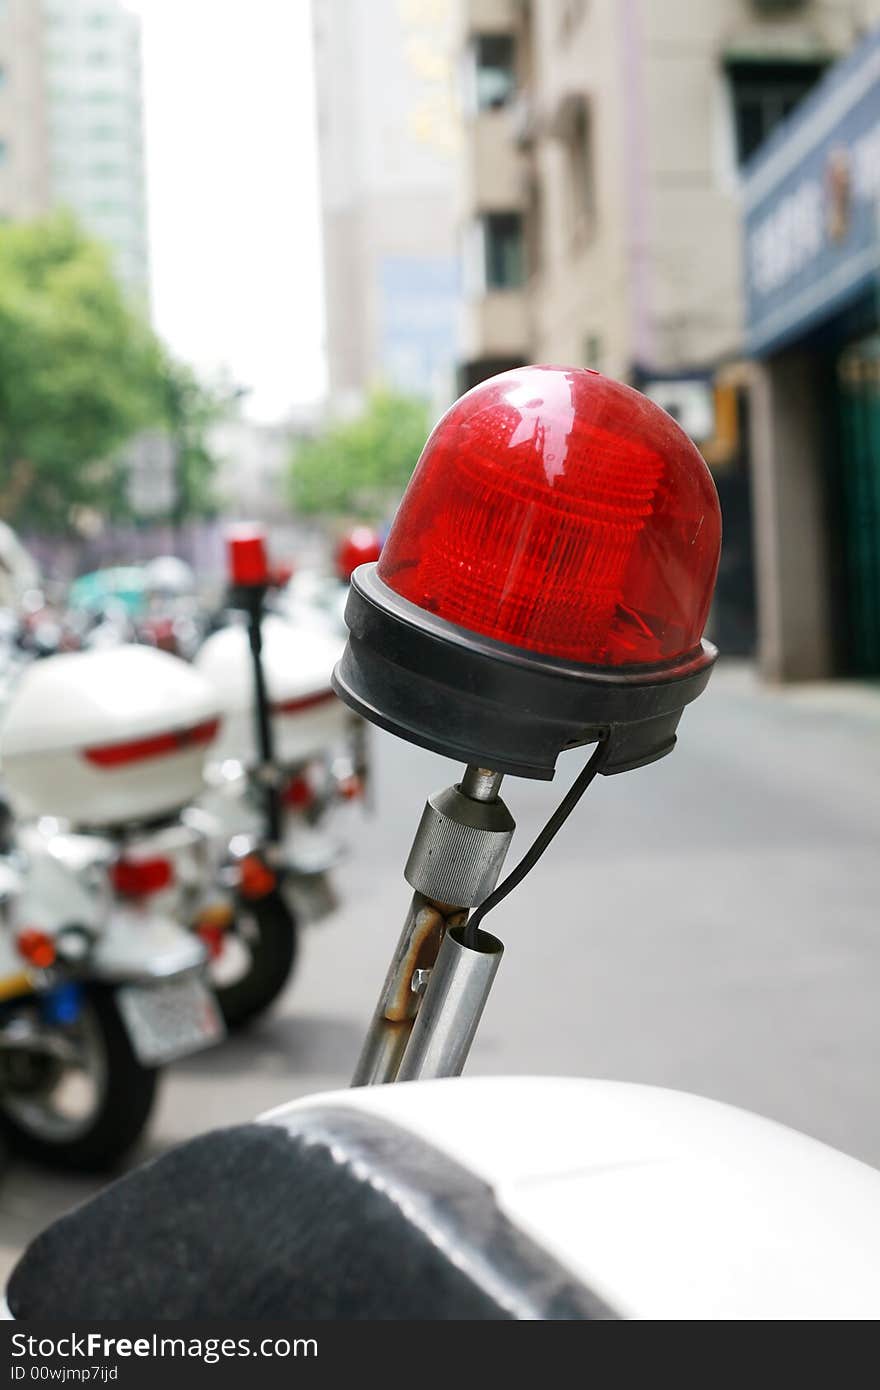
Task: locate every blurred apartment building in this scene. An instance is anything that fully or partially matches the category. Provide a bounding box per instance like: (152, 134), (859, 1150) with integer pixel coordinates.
(0, 0), (49, 219)
(209, 408), (323, 523)
(454, 0), (879, 676)
(313, 0), (460, 410)
(0, 0), (148, 300)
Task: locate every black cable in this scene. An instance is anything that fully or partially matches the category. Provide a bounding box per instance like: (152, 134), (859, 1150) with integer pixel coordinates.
(463, 737), (611, 949)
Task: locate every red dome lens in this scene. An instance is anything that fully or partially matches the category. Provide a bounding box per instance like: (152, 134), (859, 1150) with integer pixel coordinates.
(377, 367), (721, 667)
(336, 527), (383, 581)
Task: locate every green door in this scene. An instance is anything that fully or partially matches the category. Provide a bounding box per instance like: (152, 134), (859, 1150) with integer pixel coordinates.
(837, 337), (880, 674)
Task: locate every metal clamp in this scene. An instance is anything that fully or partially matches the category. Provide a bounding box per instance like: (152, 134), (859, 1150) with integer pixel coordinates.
(404, 784), (514, 907)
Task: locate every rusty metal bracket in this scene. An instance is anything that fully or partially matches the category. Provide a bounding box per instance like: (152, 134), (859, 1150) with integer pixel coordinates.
(351, 893), (466, 1086)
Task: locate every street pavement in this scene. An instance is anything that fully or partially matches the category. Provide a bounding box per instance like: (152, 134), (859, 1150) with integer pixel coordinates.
(2, 659), (879, 1281)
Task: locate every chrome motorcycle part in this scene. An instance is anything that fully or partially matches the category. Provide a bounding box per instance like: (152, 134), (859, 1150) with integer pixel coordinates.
(352, 764), (514, 1087)
(350, 893), (458, 1087)
(396, 926), (503, 1081)
(404, 781), (515, 908)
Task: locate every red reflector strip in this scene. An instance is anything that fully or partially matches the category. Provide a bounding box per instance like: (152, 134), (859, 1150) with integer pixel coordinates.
(84, 718), (220, 768)
(281, 773), (314, 809)
(272, 689), (336, 716)
(111, 856), (174, 897)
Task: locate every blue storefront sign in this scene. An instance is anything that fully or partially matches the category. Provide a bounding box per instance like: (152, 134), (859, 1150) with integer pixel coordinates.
(743, 27), (880, 357)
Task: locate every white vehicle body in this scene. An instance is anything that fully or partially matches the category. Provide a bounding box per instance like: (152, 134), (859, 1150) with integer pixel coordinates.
(0, 646), (221, 827)
(0, 816), (221, 1162)
(3, 822), (206, 983)
(0, 858), (25, 989)
(194, 612), (353, 911)
(197, 760), (345, 887)
(144, 555), (196, 597)
(263, 1075), (880, 1321)
(0, 823), (222, 1174)
(0, 623), (268, 1168)
(6, 1071), (877, 1320)
(194, 615), (346, 770)
(280, 570), (348, 639)
(0, 523), (39, 610)
(0, 644), (227, 987)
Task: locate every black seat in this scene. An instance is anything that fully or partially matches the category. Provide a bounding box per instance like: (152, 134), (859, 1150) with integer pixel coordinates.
(8, 1106), (616, 1320)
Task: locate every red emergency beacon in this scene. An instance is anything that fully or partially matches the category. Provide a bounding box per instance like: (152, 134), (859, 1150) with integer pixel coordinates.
(336, 527), (383, 582)
(333, 366), (721, 779)
(226, 525), (269, 588)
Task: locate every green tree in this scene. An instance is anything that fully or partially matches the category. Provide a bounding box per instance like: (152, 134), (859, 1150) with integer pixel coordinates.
(0, 213), (225, 532)
(160, 357), (230, 524)
(289, 389), (429, 520)
(0, 214), (163, 529)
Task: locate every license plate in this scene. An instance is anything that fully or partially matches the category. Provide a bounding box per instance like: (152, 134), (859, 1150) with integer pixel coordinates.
(117, 973), (225, 1066)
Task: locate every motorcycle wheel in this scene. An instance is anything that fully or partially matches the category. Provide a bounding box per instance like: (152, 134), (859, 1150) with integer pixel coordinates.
(0, 988), (157, 1173)
(210, 891), (298, 1030)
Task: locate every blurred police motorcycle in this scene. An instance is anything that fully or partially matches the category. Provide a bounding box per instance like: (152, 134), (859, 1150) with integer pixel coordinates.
(0, 645), (225, 1169)
(192, 529), (364, 1027)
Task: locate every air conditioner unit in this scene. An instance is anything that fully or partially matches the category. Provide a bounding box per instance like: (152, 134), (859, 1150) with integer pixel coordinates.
(641, 377), (716, 446)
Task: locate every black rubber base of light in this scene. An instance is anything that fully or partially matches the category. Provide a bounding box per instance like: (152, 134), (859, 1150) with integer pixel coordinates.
(332, 566), (716, 780)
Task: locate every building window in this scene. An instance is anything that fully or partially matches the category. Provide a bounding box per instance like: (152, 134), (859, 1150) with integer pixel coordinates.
(0, 140), (7, 167)
(0, 65), (6, 89)
(582, 334), (602, 370)
(471, 34), (516, 111)
(525, 173), (543, 278)
(566, 100), (596, 244)
(458, 357), (526, 394)
(559, 0), (588, 41)
(727, 59), (826, 165)
(484, 212), (525, 289)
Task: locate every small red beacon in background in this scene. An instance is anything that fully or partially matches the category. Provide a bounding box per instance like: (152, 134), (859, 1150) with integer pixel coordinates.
(270, 561), (295, 588)
(227, 525), (269, 588)
(336, 527), (383, 582)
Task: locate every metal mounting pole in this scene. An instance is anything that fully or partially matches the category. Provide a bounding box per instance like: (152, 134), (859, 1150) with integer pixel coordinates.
(351, 766), (514, 1087)
(396, 924), (503, 1081)
(240, 586), (281, 847)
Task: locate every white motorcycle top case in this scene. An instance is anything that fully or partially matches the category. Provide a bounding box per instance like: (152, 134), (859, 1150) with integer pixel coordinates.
(194, 614), (346, 769)
(0, 645), (221, 828)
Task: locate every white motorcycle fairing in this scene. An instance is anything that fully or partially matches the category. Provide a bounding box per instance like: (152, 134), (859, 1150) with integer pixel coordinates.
(6, 1075), (880, 1320)
(0, 645), (220, 827)
(89, 902), (205, 982)
(1, 829), (221, 1110)
(197, 771), (344, 885)
(0, 858), (27, 995)
(195, 615), (346, 769)
(7, 823), (205, 982)
(262, 1075), (880, 1321)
